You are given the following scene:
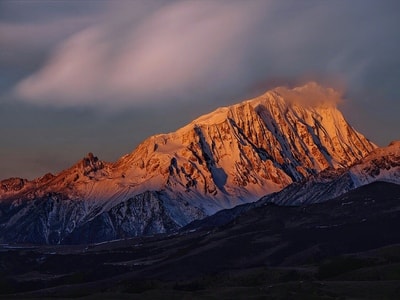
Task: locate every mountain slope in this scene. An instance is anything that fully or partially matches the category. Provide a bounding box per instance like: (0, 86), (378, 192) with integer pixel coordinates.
(185, 141), (400, 232)
(0, 83), (376, 244)
(112, 82), (374, 210)
(263, 140), (400, 206)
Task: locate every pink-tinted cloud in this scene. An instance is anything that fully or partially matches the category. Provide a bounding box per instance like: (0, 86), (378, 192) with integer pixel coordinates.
(10, 0), (400, 112)
(14, 1), (266, 108)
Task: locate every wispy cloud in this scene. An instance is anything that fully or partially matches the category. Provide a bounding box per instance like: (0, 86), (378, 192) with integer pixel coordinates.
(13, 0), (264, 108)
(9, 0), (400, 110)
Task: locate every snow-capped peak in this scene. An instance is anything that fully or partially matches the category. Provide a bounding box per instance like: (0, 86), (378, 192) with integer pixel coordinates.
(0, 82), (378, 244)
(106, 83), (375, 210)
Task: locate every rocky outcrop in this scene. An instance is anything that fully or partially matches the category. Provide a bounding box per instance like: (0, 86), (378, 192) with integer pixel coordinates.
(0, 178), (27, 193)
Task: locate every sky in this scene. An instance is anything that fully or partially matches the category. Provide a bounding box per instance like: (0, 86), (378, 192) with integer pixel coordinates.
(1, 0), (399, 180)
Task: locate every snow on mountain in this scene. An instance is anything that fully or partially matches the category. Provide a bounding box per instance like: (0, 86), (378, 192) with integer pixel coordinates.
(107, 82), (375, 211)
(0, 82), (376, 244)
(350, 140), (400, 186)
(260, 140), (400, 206)
(185, 141), (400, 233)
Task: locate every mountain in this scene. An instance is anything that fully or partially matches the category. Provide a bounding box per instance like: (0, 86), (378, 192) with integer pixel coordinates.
(0, 83), (376, 244)
(185, 140), (400, 231)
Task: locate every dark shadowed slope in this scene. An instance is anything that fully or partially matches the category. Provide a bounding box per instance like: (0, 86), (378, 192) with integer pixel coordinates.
(1, 181), (400, 299)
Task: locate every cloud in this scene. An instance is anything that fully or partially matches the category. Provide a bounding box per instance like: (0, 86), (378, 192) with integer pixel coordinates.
(274, 82), (343, 108)
(11, 0), (400, 110)
(13, 1), (265, 108)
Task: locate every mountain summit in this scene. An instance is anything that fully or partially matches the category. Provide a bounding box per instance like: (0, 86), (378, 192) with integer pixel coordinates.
(110, 82), (374, 206)
(0, 83), (376, 243)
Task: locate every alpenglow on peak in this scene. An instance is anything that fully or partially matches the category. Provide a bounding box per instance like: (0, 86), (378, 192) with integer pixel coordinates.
(0, 82), (376, 244)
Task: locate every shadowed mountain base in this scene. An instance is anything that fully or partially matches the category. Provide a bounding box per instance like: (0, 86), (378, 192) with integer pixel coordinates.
(0, 181), (400, 299)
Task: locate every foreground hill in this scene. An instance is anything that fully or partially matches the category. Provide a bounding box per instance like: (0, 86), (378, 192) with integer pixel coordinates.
(0, 83), (375, 244)
(1, 181), (400, 299)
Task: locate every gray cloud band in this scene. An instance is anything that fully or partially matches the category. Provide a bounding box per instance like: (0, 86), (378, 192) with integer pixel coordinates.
(6, 0), (398, 110)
